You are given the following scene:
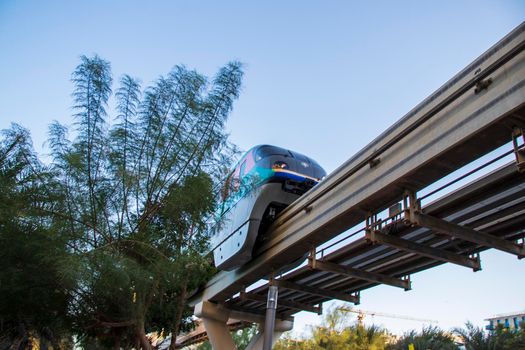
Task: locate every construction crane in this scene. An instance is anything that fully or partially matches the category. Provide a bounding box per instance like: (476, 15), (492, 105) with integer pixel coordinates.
(338, 307), (438, 326)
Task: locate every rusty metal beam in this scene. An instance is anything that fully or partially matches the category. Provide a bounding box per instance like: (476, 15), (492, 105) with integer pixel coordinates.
(513, 127), (525, 172)
(366, 230), (481, 271)
(308, 257), (411, 291)
(270, 279), (360, 304)
(240, 292), (322, 314)
(410, 211), (525, 259)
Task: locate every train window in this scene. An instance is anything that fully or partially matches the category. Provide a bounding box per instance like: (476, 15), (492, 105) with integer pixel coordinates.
(291, 151), (311, 167)
(239, 160), (247, 177)
(309, 158), (322, 168)
(255, 145), (291, 161)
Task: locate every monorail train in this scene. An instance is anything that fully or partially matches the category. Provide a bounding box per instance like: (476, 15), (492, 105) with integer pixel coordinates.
(210, 145), (326, 270)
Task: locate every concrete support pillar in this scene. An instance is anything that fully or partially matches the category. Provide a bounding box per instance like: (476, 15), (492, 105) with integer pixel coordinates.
(194, 301), (237, 350)
(245, 320), (294, 350)
(194, 300), (294, 350)
(201, 318), (237, 350)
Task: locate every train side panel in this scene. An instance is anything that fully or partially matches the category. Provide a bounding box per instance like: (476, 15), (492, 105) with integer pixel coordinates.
(212, 183), (300, 270)
(210, 144), (326, 271)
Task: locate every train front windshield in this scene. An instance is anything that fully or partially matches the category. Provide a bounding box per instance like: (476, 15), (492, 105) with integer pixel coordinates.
(254, 145), (292, 161)
(254, 145), (325, 182)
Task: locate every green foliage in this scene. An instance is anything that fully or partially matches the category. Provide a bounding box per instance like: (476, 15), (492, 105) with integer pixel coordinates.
(272, 311), (525, 350)
(453, 322), (525, 350)
(386, 326), (456, 350)
(0, 124), (72, 348)
(196, 325), (258, 350)
(275, 307), (389, 350)
(0, 54), (242, 349)
(453, 322), (495, 350)
(45, 55), (242, 348)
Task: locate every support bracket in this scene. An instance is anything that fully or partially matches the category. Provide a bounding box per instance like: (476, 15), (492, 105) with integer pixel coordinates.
(404, 191), (525, 259)
(513, 127), (525, 172)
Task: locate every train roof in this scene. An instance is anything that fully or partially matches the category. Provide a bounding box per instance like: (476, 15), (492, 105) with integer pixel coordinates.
(249, 144), (323, 166)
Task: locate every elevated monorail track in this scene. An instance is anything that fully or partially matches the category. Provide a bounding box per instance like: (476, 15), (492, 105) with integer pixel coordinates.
(225, 161), (525, 319)
(185, 22), (525, 350)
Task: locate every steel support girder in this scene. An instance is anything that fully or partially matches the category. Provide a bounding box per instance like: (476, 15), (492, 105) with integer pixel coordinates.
(240, 292), (322, 314)
(263, 286), (279, 350)
(271, 279), (360, 304)
(308, 257), (411, 291)
(513, 127), (525, 172)
(515, 148), (525, 172)
(365, 230), (481, 271)
(408, 211), (525, 258)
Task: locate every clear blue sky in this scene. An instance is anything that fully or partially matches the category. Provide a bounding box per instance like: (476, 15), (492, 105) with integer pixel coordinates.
(1, 0), (524, 335)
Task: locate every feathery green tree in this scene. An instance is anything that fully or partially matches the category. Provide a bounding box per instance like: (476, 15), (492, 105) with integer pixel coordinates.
(0, 124), (72, 349)
(48, 55), (242, 349)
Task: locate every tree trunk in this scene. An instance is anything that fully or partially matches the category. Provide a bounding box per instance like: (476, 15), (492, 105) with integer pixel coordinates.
(10, 321), (28, 350)
(168, 281), (188, 350)
(136, 320), (152, 350)
(113, 334), (121, 350)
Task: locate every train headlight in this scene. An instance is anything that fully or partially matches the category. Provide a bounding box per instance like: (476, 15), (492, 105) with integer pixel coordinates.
(272, 161), (288, 169)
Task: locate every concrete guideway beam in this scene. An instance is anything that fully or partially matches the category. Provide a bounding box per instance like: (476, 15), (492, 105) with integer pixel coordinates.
(194, 301), (293, 350)
(365, 230), (482, 271)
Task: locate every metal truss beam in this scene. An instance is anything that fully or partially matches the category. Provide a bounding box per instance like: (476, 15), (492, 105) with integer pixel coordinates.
(240, 292), (322, 314)
(366, 230), (481, 271)
(408, 210), (525, 259)
(308, 257), (411, 291)
(270, 279), (360, 304)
